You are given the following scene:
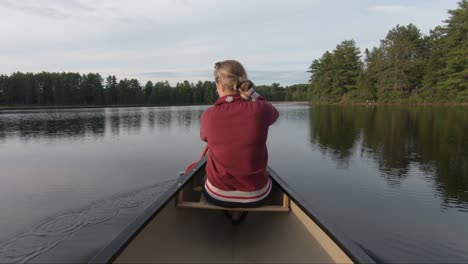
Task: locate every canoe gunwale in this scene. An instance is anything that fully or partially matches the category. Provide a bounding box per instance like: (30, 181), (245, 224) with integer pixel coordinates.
(89, 158), (377, 264)
(268, 167), (377, 264)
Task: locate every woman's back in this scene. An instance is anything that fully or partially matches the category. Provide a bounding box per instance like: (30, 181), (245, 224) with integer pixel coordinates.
(200, 60), (278, 210)
(201, 94), (278, 193)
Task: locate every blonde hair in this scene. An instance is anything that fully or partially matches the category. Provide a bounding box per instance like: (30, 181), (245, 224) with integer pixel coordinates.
(214, 60), (255, 100)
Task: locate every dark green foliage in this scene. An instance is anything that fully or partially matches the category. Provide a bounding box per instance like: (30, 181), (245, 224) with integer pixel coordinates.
(175, 81), (194, 105)
(254, 83), (310, 101)
(256, 83), (286, 101)
(308, 40), (362, 103)
(0, 72), (305, 106)
(376, 24), (429, 95)
(192, 81), (205, 104)
(82, 73), (104, 104)
(144, 81), (154, 102)
(331, 40), (363, 96)
(309, 1), (467, 103)
(284, 84), (310, 101)
(0, 72), (135, 106)
(105, 75), (118, 104)
(0, 75), (5, 104)
(424, 0), (468, 102)
(203, 81), (217, 104)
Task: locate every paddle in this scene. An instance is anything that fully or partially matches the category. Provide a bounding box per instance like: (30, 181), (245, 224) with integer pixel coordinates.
(180, 145), (209, 176)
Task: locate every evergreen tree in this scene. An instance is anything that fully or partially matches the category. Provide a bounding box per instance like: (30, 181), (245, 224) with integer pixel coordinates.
(376, 24), (429, 97)
(308, 51), (334, 101)
(0, 75), (6, 104)
(128, 79), (142, 104)
(331, 40), (362, 97)
(144, 81), (154, 104)
(105, 75), (118, 104)
(424, 0), (468, 101)
(81, 73), (104, 105)
(357, 47), (384, 100)
(285, 84), (310, 101)
(308, 40), (362, 102)
(203, 81), (217, 104)
(193, 81), (205, 104)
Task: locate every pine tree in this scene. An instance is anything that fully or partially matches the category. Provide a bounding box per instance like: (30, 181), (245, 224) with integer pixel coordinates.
(105, 75), (118, 104)
(144, 81), (154, 104)
(376, 24), (428, 97)
(331, 40), (362, 98)
(424, 0), (468, 101)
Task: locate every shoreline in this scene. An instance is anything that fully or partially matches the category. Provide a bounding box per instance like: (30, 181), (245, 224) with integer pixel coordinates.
(1, 101), (466, 111)
(0, 104), (207, 111)
(0, 101), (310, 111)
(310, 102), (468, 106)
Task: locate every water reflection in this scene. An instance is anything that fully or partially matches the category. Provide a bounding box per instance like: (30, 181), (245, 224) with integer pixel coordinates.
(1, 104), (467, 263)
(109, 111), (121, 136)
(177, 110), (194, 130)
(0, 105), (209, 263)
(120, 110), (143, 134)
(309, 105), (468, 205)
(309, 106), (358, 168)
(147, 110), (155, 131)
(0, 107), (206, 142)
(0, 110), (106, 141)
(155, 109), (173, 129)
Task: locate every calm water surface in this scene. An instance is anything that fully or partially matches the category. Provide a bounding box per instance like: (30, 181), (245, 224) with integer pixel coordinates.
(0, 104), (467, 263)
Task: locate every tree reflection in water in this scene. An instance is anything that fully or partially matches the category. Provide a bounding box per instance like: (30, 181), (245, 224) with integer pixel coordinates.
(309, 105), (468, 205)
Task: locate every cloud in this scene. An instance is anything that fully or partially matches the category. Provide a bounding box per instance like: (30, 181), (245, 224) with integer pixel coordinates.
(139, 70), (209, 80)
(0, 0), (458, 86)
(137, 69), (309, 86)
(368, 5), (410, 15)
(249, 70), (309, 86)
(0, 0), (95, 19)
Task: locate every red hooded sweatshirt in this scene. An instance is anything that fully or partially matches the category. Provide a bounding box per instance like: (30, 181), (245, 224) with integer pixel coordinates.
(200, 94), (279, 203)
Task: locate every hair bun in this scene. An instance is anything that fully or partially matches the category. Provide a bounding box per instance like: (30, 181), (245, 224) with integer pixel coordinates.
(238, 80), (254, 92)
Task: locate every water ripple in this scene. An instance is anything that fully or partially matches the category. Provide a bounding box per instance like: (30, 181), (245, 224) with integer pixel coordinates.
(0, 179), (175, 263)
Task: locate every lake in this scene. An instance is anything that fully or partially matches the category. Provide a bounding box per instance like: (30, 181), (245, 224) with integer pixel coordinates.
(0, 104), (467, 263)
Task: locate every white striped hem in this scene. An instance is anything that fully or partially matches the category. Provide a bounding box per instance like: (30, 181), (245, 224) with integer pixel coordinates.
(204, 178), (272, 203)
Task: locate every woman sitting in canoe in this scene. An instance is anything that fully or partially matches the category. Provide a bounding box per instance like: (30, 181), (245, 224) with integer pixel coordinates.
(200, 60), (279, 223)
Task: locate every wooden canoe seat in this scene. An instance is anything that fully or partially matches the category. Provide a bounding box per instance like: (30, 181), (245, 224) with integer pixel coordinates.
(177, 182), (290, 212)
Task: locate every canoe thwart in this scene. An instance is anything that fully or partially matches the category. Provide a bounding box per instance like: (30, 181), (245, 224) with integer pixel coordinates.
(177, 201), (290, 212)
(177, 178), (290, 212)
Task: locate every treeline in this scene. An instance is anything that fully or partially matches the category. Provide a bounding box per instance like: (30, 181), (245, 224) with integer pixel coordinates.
(256, 83), (310, 101)
(0, 72), (309, 106)
(0, 73), (218, 106)
(308, 1), (467, 103)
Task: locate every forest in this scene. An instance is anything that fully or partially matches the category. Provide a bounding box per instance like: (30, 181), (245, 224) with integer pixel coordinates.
(0, 72), (309, 107)
(308, 1), (467, 103)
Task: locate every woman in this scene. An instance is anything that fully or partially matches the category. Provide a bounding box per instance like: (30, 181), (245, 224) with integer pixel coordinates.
(200, 60), (279, 223)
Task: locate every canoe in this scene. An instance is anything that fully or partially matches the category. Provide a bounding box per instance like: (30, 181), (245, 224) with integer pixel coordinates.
(89, 157), (376, 264)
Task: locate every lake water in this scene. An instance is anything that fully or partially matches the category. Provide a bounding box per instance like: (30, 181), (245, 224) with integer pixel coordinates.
(0, 104), (467, 263)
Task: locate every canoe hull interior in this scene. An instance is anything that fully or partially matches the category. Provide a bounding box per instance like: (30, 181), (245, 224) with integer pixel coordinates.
(88, 159), (375, 264)
(112, 165), (353, 263)
(114, 196), (351, 263)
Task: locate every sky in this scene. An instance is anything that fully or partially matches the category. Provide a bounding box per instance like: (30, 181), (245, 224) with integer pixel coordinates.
(0, 0), (460, 86)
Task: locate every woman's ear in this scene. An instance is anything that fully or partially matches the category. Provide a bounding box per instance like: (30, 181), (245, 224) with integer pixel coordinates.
(216, 82), (223, 97)
(216, 81), (224, 91)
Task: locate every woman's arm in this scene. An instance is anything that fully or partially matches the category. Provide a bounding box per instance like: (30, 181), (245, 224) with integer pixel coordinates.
(200, 112), (208, 142)
(200, 129), (207, 142)
(263, 100), (279, 126)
